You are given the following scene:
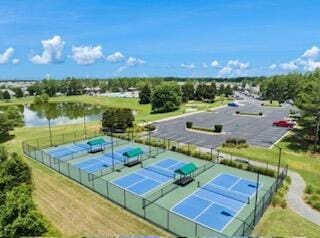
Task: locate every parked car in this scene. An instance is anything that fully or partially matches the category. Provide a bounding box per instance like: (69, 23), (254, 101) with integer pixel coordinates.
(228, 102), (239, 107)
(272, 120), (295, 128)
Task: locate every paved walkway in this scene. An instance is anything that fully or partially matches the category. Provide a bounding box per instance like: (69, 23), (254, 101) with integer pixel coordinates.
(218, 152), (320, 226)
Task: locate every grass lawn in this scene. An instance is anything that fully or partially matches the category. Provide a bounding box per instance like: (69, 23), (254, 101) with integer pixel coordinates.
(0, 95), (229, 122)
(253, 207), (320, 237)
(261, 100), (281, 107)
(3, 123), (169, 237)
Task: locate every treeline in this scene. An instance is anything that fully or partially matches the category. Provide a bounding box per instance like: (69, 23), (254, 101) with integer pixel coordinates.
(0, 146), (48, 237)
(22, 77), (238, 97)
(139, 81), (233, 113)
(260, 70), (320, 151)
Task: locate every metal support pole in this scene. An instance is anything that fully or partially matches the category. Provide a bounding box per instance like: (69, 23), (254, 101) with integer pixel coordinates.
(48, 118), (52, 146)
(253, 171), (260, 225)
(148, 124), (151, 157)
(111, 130), (114, 171)
(83, 112), (87, 139)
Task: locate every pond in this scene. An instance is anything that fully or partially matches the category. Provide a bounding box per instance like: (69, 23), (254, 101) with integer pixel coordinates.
(1, 103), (105, 127)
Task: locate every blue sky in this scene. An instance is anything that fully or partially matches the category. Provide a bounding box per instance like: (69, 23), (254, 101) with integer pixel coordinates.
(0, 0), (320, 79)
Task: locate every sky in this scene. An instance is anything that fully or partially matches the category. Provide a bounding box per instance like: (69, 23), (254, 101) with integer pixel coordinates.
(0, 0), (320, 80)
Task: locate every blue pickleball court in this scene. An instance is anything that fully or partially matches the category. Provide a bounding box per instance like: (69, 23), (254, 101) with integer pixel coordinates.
(112, 158), (186, 196)
(73, 146), (136, 173)
(171, 172), (262, 232)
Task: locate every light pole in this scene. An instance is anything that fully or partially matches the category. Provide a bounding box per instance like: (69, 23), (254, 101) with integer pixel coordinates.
(272, 143), (282, 190)
(83, 111), (87, 139)
(48, 118), (53, 146)
(141, 119), (151, 157)
(247, 163), (260, 226)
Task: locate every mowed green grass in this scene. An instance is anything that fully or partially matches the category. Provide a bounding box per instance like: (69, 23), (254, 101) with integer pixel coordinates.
(0, 95), (229, 122)
(253, 207), (320, 237)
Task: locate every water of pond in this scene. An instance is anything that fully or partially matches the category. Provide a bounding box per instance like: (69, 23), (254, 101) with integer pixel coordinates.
(1, 103), (104, 127)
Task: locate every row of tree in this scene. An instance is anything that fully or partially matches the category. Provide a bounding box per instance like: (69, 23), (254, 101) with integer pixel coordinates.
(139, 81), (233, 112)
(259, 70), (320, 151)
(0, 146), (48, 237)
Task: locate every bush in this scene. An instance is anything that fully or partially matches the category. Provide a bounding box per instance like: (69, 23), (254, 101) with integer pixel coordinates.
(236, 111), (240, 114)
(186, 121), (193, 129)
(144, 124), (156, 131)
(214, 124), (223, 133)
(305, 184), (315, 194)
(259, 112), (263, 116)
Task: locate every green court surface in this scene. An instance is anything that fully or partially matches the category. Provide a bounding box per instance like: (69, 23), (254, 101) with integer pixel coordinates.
(23, 135), (280, 237)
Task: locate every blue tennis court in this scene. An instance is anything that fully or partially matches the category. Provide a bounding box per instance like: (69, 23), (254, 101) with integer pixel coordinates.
(113, 158), (186, 196)
(74, 146), (137, 173)
(171, 172), (262, 232)
(47, 143), (90, 160)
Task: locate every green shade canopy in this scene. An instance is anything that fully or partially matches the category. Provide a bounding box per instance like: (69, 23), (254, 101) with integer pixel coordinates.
(87, 138), (106, 146)
(175, 163), (198, 176)
(123, 147), (144, 158)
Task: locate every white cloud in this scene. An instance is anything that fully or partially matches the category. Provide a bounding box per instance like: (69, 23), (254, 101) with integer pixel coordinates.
(302, 46), (320, 59)
(12, 58), (20, 64)
(211, 60), (220, 68)
(106, 51), (124, 62)
(304, 60), (320, 71)
(71, 45), (104, 65)
(227, 59), (250, 69)
(269, 64), (277, 70)
(126, 57), (145, 66)
(0, 48), (14, 64)
(180, 63), (195, 69)
(202, 63), (208, 68)
(279, 61), (299, 71)
(30, 35), (65, 64)
(218, 66), (233, 76)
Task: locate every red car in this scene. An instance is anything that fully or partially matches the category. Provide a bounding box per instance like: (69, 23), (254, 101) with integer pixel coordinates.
(273, 120), (295, 128)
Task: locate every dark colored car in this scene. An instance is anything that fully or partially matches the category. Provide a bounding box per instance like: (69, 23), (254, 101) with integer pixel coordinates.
(272, 120), (295, 128)
(228, 102), (239, 107)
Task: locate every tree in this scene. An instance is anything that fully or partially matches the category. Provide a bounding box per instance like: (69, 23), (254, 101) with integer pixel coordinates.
(0, 114), (11, 139)
(101, 108), (134, 131)
(295, 70), (320, 149)
(218, 84), (225, 96)
(4, 106), (24, 128)
(13, 88), (24, 98)
(139, 84), (151, 104)
(224, 85), (233, 97)
(3, 91), (10, 101)
(181, 81), (195, 102)
(195, 83), (215, 101)
(42, 79), (58, 97)
(151, 82), (182, 113)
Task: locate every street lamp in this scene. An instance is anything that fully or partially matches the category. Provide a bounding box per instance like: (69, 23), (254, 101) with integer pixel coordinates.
(247, 163), (260, 226)
(272, 143), (282, 191)
(48, 118), (53, 146)
(83, 111), (87, 139)
(141, 119), (151, 157)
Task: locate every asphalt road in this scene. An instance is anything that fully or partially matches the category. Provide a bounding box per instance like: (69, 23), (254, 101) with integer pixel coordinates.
(151, 98), (293, 149)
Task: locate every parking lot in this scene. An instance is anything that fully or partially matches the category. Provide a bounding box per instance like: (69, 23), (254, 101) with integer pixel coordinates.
(152, 99), (293, 149)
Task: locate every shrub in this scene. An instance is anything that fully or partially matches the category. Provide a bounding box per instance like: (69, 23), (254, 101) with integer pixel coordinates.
(214, 124), (223, 133)
(259, 112), (263, 116)
(236, 111), (240, 114)
(186, 121), (193, 129)
(305, 184), (315, 194)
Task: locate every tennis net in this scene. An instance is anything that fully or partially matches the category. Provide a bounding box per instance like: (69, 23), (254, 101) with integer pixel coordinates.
(198, 182), (250, 204)
(144, 165), (175, 178)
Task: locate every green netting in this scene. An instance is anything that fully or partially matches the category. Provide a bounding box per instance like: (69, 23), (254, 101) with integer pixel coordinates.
(168, 212), (196, 237)
(69, 165), (81, 182)
(93, 178), (108, 197)
(197, 224), (228, 238)
(108, 183), (125, 206)
(59, 161), (70, 177)
(125, 191), (144, 217)
(145, 203), (168, 229)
